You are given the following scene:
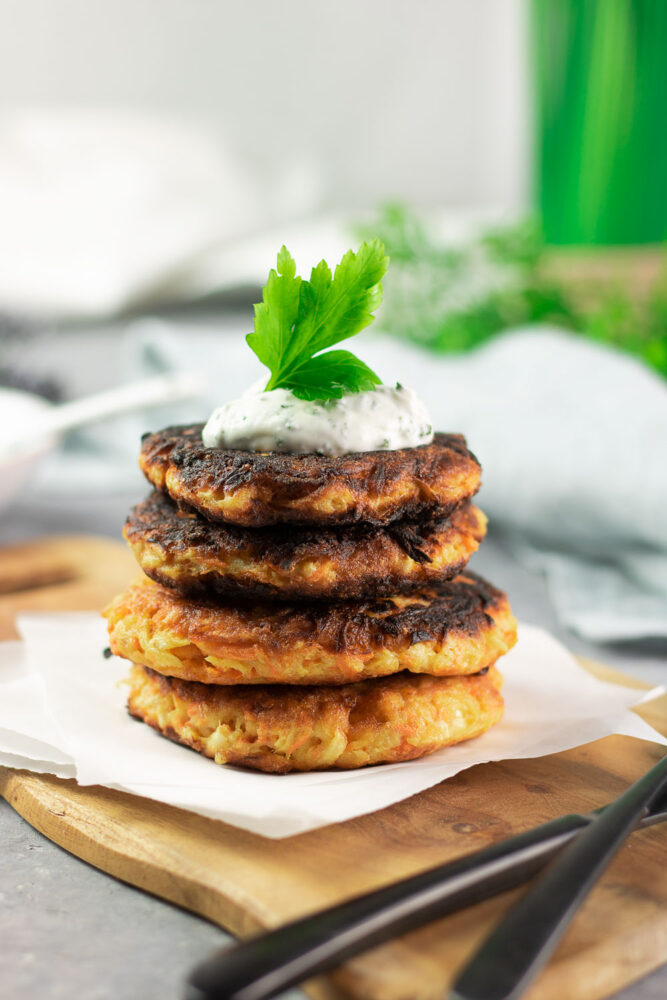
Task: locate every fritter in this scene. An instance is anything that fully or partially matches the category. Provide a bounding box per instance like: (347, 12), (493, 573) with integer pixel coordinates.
(126, 663), (504, 773)
(139, 424), (481, 527)
(104, 572), (517, 686)
(124, 491), (487, 601)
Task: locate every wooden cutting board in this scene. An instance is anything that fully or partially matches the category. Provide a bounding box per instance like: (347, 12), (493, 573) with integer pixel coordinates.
(1, 535), (666, 1000)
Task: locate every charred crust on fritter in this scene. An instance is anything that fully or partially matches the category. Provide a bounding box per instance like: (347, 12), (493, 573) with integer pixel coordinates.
(328, 576), (500, 653)
(138, 662), (498, 703)
(138, 424), (481, 527)
(124, 491), (484, 599)
(139, 561), (466, 602)
(128, 706), (201, 755)
(125, 490), (452, 562)
(124, 491), (484, 600)
(117, 572), (507, 657)
(385, 520), (434, 563)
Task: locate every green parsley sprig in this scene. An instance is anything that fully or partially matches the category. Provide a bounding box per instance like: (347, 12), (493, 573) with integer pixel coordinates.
(246, 240), (388, 400)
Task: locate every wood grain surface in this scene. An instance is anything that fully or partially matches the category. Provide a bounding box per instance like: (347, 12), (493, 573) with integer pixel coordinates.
(1, 536), (666, 1000)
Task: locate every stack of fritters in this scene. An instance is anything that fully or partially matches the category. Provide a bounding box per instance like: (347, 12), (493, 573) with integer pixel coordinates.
(104, 424), (517, 773)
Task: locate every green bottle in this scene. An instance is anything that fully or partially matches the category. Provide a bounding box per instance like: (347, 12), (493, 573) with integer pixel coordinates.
(533, 0), (667, 245)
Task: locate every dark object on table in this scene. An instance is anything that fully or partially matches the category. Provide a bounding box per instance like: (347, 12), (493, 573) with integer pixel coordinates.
(0, 311), (63, 402)
(0, 365), (63, 403)
(449, 754), (667, 1000)
(184, 779), (667, 1000)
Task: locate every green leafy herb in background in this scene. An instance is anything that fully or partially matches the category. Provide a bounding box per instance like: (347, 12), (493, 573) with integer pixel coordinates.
(357, 203), (667, 378)
(247, 241), (387, 400)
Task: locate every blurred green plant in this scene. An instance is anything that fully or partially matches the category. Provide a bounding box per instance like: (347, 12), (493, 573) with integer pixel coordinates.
(357, 203), (667, 377)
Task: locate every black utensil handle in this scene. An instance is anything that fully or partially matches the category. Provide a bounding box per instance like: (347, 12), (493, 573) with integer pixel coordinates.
(185, 812), (590, 1000)
(449, 755), (667, 1000)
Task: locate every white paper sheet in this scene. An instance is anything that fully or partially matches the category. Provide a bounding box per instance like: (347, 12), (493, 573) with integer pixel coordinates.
(0, 614), (664, 838)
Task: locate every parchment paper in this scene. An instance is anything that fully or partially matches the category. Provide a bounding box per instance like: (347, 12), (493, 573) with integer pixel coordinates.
(0, 614), (663, 838)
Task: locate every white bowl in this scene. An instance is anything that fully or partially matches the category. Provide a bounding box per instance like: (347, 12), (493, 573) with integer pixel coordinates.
(0, 387), (58, 512)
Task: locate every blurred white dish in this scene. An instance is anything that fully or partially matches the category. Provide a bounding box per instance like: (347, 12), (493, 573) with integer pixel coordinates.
(0, 387), (56, 512)
(0, 373), (203, 513)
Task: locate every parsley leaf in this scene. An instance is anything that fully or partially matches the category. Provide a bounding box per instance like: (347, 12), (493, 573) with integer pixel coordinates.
(246, 240), (388, 400)
(280, 350), (381, 401)
(246, 246), (302, 375)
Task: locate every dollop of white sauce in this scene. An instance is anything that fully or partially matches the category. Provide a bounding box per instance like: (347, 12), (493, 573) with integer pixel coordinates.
(202, 383), (434, 456)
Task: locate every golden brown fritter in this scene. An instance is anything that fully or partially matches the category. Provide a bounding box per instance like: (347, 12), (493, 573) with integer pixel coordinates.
(104, 572), (517, 686)
(124, 491), (487, 601)
(139, 424), (481, 527)
(126, 663), (504, 773)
